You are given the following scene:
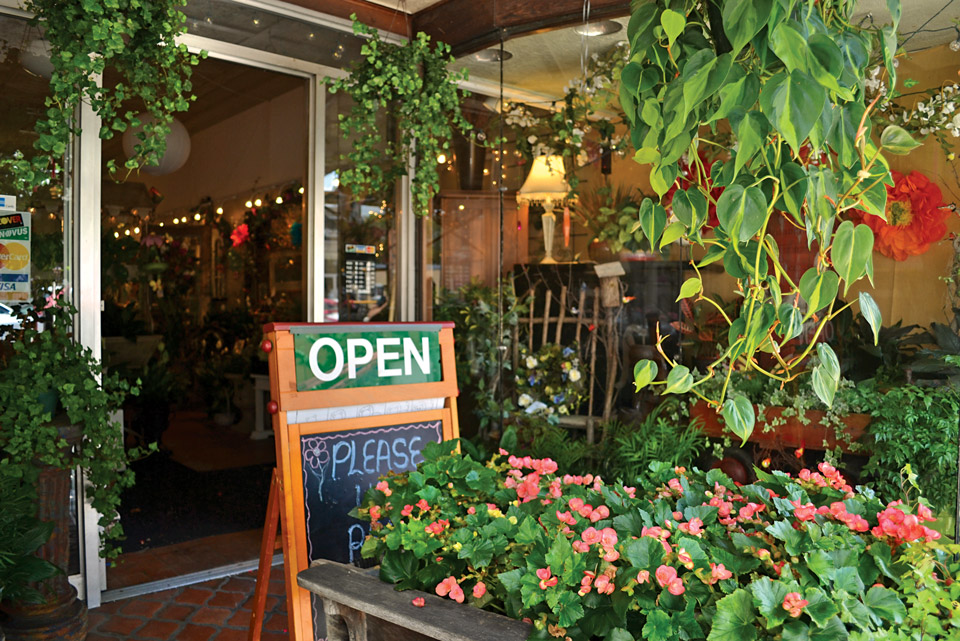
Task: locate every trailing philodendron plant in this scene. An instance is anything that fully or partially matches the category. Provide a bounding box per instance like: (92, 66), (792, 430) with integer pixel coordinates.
(5, 0), (201, 190)
(357, 442), (960, 641)
(327, 16), (474, 216)
(623, 0), (914, 442)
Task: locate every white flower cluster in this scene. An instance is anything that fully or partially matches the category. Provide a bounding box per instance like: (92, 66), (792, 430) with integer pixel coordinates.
(504, 103), (539, 129)
(894, 84), (960, 138)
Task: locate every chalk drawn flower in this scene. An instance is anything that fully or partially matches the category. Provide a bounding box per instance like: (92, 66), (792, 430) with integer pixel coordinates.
(304, 440), (330, 468)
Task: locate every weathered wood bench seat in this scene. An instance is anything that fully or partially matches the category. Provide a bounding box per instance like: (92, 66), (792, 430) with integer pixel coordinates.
(297, 560), (531, 641)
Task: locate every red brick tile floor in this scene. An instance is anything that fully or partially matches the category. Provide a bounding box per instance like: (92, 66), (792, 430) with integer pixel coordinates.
(88, 564), (288, 641)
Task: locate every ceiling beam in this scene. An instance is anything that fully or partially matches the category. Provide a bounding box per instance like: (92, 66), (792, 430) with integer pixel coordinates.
(412, 0), (631, 56)
(280, 0), (410, 37)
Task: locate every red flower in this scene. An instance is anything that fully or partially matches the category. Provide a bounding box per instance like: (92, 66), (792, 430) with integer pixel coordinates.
(852, 171), (950, 261)
(230, 223), (250, 247)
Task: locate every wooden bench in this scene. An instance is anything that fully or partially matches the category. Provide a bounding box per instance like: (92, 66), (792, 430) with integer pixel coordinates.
(297, 560), (531, 641)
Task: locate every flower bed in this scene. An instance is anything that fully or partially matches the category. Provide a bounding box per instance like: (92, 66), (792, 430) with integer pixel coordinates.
(358, 442), (960, 640)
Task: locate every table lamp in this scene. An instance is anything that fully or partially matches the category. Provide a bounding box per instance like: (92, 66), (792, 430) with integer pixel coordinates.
(518, 155), (569, 264)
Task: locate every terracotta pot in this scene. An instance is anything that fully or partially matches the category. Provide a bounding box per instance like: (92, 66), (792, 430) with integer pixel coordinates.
(690, 400), (870, 453)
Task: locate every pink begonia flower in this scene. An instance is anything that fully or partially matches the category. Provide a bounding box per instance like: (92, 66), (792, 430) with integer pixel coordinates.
(792, 500), (817, 522)
(581, 527), (602, 545)
(636, 570), (650, 584)
(401, 505), (413, 517)
(667, 578), (685, 595)
(569, 497), (585, 511)
(602, 548), (620, 562)
(473, 582), (486, 598)
(679, 517), (703, 535)
(655, 565), (678, 588)
(375, 481), (392, 496)
(411, 597), (425, 607)
(578, 504), (594, 518)
(436, 577), (464, 603)
(467, 506), (476, 515)
(709, 563), (732, 584)
(677, 548), (693, 569)
(536, 567), (558, 590)
(416, 499), (430, 511)
(600, 527), (618, 549)
(368, 505), (381, 522)
(572, 540), (590, 553)
(783, 592), (809, 618)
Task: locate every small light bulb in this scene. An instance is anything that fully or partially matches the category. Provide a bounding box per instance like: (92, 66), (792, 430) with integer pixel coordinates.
(458, 204), (465, 210)
(124, 229), (131, 236)
(133, 226), (140, 234)
(437, 153), (447, 164)
(245, 200), (253, 208)
(114, 231), (120, 238)
(308, 32), (315, 40)
(492, 180), (497, 185)
(483, 168), (490, 175)
(254, 198), (262, 207)
(299, 187), (304, 194)
(216, 207), (223, 215)
(159, 222), (164, 227)
(252, 17), (260, 26)
(276, 196), (283, 204)
(173, 218), (180, 225)
(194, 212), (201, 221)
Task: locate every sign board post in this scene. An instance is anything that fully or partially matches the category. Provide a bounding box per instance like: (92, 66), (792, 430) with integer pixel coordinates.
(250, 322), (459, 641)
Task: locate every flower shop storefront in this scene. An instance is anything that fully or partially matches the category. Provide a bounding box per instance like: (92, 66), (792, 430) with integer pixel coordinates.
(4, 0), (960, 638)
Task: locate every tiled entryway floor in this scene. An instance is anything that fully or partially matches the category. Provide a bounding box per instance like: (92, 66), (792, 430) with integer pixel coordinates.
(88, 565), (288, 641)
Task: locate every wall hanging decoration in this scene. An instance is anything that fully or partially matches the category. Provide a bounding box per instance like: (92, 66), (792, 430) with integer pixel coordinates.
(853, 170), (951, 261)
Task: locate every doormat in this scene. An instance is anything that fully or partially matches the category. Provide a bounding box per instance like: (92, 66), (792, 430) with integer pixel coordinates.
(162, 410), (275, 472)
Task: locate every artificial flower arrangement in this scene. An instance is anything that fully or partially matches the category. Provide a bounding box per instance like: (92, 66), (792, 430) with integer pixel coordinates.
(357, 441), (960, 641)
(514, 343), (586, 419)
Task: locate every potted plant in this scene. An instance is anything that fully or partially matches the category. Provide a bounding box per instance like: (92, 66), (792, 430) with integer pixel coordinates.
(625, 0), (910, 444)
(571, 184), (649, 260)
(340, 441), (960, 640)
(0, 299), (145, 638)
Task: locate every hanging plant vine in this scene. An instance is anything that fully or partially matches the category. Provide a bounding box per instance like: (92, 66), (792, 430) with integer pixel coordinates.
(5, 0), (202, 191)
(327, 16), (474, 216)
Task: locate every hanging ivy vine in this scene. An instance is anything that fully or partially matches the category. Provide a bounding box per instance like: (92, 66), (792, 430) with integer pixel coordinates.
(327, 16), (473, 216)
(5, 0), (202, 191)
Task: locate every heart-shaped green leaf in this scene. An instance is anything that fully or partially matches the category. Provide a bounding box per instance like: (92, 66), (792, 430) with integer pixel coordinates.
(660, 9), (686, 46)
(639, 200), (668, 248)
(798, 268), (840, 319)
(723, 395), (755, 446)
(634, 359), (658, 391)
(716, 185), (768, 243)
(859, 291), (882, 345)
(662, 366), (694, 395)
(830, 221), (875, 294)
(676, 277), (702, 301)
(777, 303), (804, 341)
(661, 221), (686, 248)
(880, 125), (921, 155)
(811, 343), (840, 408)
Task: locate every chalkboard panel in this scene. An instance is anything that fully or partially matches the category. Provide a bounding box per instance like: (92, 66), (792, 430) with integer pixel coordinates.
(300, 420), (443, 565)
(301, 420), (443, 641)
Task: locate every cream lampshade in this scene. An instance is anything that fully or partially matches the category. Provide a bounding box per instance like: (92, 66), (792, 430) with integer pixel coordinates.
(518, 155), (569, 264)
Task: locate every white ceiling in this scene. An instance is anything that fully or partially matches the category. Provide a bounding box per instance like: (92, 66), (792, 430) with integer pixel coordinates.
(451, 0), (960, 101)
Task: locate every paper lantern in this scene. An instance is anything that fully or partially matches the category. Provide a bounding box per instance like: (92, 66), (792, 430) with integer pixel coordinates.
(122, 114), (191, 176)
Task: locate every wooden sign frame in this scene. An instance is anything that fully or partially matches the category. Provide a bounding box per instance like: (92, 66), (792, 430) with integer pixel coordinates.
(253, 322), (460, 641)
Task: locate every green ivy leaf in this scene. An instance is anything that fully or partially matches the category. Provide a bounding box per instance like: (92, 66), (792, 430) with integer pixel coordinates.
(858, 291), (882, 345)
(722, 395), (755, 445)
(769, 21), (809, 73)
(716, 185), (768, 243)
(759, 69), (826, 153)
(642, 611), (673, 641)
(721, 0), (771, 57)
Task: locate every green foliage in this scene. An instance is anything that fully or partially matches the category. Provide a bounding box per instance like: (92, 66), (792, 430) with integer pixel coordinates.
(625, 0), (908, 430)
(0, 302), (148, 556)
(0, 472), (59, 604)
(327, 16), (473, 216)
(434, 279), (529, 436)
(572, 184), (650, 253)
(4, 0), (202, 190)
(359, 444), (960, 640)
(860, 383), (960, 513)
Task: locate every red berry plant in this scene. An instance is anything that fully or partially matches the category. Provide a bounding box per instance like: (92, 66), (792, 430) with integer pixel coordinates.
(357, 441), (960, 640)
